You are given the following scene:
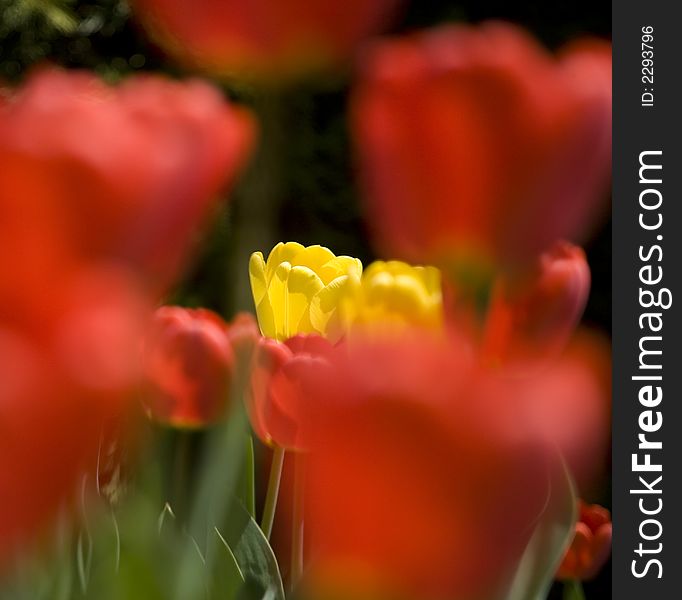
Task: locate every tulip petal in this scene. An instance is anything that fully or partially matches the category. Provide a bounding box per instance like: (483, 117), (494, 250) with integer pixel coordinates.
(420, 265), (442, 299)
(290, 245), (337, 277)
(250, 252), (278, 339)
(249, 243), (362, 341)
(248, 338), (293, 445)
(266, 242), (304, 281)
(285, 266), (325, 337)
(342, 260), (443, 334)
(309, 276), (351, 339)
(267, 261), (292, 341)
(318, 256), (363, 285)
(255, 295), (278, 340)
(249, 252), (268, 304)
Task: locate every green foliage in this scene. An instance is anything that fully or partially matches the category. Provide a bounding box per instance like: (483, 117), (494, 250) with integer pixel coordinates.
(562, 581), (586, 600)
(0, 407), (281, 600)
(0, 0), (160, 81)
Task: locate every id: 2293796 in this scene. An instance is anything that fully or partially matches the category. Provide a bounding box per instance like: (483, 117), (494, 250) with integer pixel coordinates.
(642, 25), (654, 107)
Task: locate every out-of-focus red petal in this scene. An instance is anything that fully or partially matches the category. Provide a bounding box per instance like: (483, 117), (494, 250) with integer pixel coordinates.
(301, 332), (552, 600)
(0, 67), (256, 297)
(131, 0), (400, 80)
(352, 22), (611, 271)
(523, 329), (611, 492)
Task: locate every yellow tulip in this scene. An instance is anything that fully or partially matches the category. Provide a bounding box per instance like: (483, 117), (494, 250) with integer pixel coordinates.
(339, 260), (443, 336)
(249, 242), (362, 341)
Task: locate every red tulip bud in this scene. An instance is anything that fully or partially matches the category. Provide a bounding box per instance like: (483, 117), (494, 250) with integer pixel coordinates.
(482, 241), (590, 366)
(142, 307), (241, 428)
(557, 501), (612, 581)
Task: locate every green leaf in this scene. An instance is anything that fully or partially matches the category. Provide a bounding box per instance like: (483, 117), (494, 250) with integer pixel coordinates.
(157, 502), (176, 534)
(76, 530), (93, 594)
(562, 580), (586, 600)
(172, 407), (250, 600)
(210, 527), (245, 599)
(76, 476), (93, 595)
(219, 501), (286, 600)
(240, 435), (257, 519)
(19, 0), (78, 33)
(503, 458), (577, 600)
(235, 579), (269, 600)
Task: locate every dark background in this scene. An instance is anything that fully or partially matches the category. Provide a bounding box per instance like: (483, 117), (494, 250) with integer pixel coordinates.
(0, 1), (612, 597)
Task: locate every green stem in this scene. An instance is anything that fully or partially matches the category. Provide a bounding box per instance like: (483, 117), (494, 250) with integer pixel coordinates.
(261, 446), (286, 540)
(563, 580), (586, 600)
(242, 435), (257, 519)
(290, 452), (305, 592)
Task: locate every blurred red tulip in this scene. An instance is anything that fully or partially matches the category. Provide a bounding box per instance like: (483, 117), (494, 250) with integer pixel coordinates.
(247, 334), (334, 450)
(0, 66), (256, 560)
(557, 501), (612, 581)
(142, 308), (259, 428)
(482, 241), (591, 366)
(300, 333), (552, 600)
(524, 329), (611, 493)
(131, 0), (400, 81)
(352, 22), (611, 271)
(0, 266), (149, 565)
(0, 67), (255, 297)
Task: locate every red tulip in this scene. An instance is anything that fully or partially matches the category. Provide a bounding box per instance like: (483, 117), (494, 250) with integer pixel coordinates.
(142, 308), (259, 428)
(0, 66), (255, 565)
(299, 332), (552, 600)
(523, 329), (611, 493)
(482, 241), (591, 366)
(0, 67), (255, 296)
(352, 22), (611, 271)
(557, 501), (612, 581)
(247, 334), (334, 450)
(0, 266), (149, 565)
(131, 0), (400, 80)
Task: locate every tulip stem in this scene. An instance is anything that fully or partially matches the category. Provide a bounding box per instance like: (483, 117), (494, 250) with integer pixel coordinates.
(563, 580), (586, 600)
(261, 446), (285, 540)
(290, 452), (305, 592)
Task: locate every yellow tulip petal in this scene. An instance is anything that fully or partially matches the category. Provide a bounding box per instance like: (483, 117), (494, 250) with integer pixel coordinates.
(267, 261), (292, 341)
(421, 266), (442, 300)
(319, 256), (363, 284)
(290, 245), (336, 275)
(310, 276), (351, 338)
(249, 242), (362, 341)
(339, 259), (444, 336)
(336, 273), (362, 330)
(296, 309), (316, 336)
(249, 252), (268, 305)
(364, 271), (394, 303)
(255, 294), (277, 339)
(363, 260), (387, 280)
(389, 260), (416, 277)
(266, 242), (305, 281)
(393, 274), (432, 314)
(286, 266), (325, 337)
